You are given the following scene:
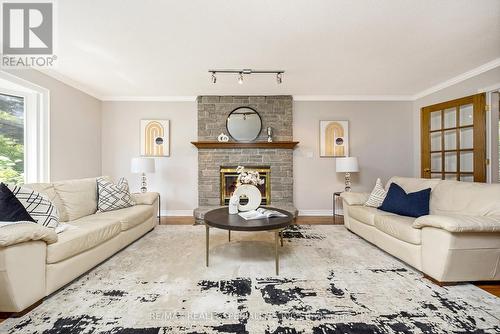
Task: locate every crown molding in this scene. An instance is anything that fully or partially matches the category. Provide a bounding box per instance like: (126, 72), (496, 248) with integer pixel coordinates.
(26, 58), (500, 102)
(100, 96), (197, 102)
(412, 58), (500, 100)
(293, 95), (413, 101)
(36, 68), (103, 100)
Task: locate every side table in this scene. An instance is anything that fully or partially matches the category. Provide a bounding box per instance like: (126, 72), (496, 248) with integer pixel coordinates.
(332, 191), (343, 224)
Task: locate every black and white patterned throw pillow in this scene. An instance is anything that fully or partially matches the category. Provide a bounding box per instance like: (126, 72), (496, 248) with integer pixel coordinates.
(364, 178), (388, 208)
(7, 184), (59, 228)
(97, 177), (135, 212)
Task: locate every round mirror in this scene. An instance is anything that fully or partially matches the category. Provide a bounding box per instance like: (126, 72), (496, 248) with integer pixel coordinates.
(226, 107), (262, 142)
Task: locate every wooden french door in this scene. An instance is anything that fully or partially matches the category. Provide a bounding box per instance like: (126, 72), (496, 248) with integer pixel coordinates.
(421, 93), (486, 182)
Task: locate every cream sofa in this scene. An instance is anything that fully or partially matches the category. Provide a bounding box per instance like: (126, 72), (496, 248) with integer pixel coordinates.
(341, 177), (500, 283)
(0, 177), (159, 313)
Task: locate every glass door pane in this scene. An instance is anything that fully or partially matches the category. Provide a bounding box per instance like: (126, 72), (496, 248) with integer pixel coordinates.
(460, 104), (473, 126)
(460, 127), (473, 149)
(443, 108), (456, 128)
(460, 151), (474, 173)
(430, 111), (441, 130)
(444, 130), (456, 150)
(444, 152), (457, 172)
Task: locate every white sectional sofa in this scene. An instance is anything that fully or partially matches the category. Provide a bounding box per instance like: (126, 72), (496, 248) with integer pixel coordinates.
(0, 177), (159, 313)
(341, 177), (500, 283)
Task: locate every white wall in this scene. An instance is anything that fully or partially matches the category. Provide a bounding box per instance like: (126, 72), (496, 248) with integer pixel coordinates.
(101, 101), (198, 215)
(5, 69), (102, 181)
(294, 101), (414, 214)
(412, 67), (500, 178)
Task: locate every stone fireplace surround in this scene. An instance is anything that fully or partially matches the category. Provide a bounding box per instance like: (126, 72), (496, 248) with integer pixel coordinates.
(193, 95), (298, 222)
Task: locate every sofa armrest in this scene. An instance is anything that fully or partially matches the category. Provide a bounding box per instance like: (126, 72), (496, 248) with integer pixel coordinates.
(414, 215), (500, 233)
(0, 241), (47, 312)
(0, 222), (57, 248)
(340, 192), (370, 206)
(131, 192), (159, 206)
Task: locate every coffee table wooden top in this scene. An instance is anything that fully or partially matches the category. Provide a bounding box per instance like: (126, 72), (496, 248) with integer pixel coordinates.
(204, 207), (294, 231)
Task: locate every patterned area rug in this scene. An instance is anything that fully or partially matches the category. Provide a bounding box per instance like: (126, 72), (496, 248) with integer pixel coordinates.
(2, 225), (499, 334)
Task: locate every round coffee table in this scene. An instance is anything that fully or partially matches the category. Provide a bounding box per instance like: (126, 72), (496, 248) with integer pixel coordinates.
(204, 207), (294, 275)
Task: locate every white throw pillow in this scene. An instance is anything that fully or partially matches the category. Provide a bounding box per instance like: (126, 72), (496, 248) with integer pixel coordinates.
(97, 177), (135, 212)
(7, 184), (60, 229)
(364, 178), (387, 208)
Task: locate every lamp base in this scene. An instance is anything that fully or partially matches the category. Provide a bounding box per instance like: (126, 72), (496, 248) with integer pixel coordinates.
(344, 172), (352, 192)
(140, 173), (148, 193)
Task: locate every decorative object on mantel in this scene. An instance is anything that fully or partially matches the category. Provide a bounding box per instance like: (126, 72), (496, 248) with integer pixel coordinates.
(226, 107), (262, 142)
(131, 157), (156, 193)
(267, 127), (273, 142)
(217, 133), (229, 142)
(233, 166), (264, 212)
(208, 69), (285, 85)
(228, 194), (239, 214)
(140, 120), (170, 157)
(320, 120), (349, 157)
(336, 157), (359, 192)
(191, 141), (299, 149)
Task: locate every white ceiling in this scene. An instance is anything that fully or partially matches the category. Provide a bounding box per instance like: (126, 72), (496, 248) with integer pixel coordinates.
(42, 0), (500, 99)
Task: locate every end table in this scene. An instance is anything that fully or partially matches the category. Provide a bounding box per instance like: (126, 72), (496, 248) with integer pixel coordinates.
(333, 191), (343, 224)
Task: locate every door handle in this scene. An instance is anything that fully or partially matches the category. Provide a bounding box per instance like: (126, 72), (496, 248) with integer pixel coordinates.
(423, 168), (431, 173)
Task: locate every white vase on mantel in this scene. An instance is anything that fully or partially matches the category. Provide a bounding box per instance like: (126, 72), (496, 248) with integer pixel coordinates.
(234, 184), (262, 212)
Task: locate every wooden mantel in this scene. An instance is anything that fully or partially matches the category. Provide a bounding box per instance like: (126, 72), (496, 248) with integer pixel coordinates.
(191, 141), (299, 149)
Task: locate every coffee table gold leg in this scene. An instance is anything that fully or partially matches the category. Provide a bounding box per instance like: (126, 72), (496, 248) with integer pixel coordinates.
(228, 230), (231, 242)
(275, 230), (279, 275)
(206, 225), (209, 267)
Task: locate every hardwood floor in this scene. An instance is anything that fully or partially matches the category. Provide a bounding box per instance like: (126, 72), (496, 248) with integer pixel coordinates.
(475, 282), (500, 297)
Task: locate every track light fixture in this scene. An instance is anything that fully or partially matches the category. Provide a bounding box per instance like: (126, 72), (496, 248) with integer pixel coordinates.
(208, 69), (285, 84)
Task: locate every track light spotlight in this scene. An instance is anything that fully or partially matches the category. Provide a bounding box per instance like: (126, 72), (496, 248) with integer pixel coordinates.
(238, 73), (244, 85)
(276, 72), (282, 84)
(211, 72), (216, 84)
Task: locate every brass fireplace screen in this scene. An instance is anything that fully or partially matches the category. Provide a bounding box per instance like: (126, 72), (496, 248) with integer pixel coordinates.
(220, 166), (271, 205)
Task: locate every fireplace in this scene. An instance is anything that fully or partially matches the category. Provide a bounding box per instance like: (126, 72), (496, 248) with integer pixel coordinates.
(220, 166), (271, 205)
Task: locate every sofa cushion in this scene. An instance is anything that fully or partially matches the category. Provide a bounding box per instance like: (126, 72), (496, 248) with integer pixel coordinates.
(375, 214), (421, 245)
(349, 206), (384, 226)
(95, 205), (153, 231)
(24, 183), (68, 222)
(46, 216), (121, 264)
(430, 181), (500, 216)
(53, 178), (98, 221)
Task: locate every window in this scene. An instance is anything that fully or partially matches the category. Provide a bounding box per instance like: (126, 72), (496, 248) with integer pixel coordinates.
(0, 93), (25, 184)
(0, 72), (49, 184)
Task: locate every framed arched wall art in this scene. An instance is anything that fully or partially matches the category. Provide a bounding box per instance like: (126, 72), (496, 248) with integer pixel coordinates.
(319, 120), (348, 157)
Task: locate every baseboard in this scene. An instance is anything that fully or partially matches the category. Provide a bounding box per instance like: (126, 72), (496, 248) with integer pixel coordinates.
(299, 210), (335, 216)
(160, 210), (193, 216)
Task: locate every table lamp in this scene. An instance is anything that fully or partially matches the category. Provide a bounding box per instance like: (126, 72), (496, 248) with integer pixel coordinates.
(336, 157), (359, 192)
(131, 157), (156, 192)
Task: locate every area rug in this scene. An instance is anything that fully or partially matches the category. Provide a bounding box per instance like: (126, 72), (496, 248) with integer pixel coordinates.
(2, 225), (499, 334)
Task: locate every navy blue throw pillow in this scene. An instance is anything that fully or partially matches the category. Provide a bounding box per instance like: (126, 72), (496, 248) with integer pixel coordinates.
(378, 183), (431, 218)
(0, 183), (36, 222)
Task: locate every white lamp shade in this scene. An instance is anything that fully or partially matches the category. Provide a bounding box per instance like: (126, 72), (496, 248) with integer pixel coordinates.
(336, 157), (359, 173)
(131, 157), (156, 173)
